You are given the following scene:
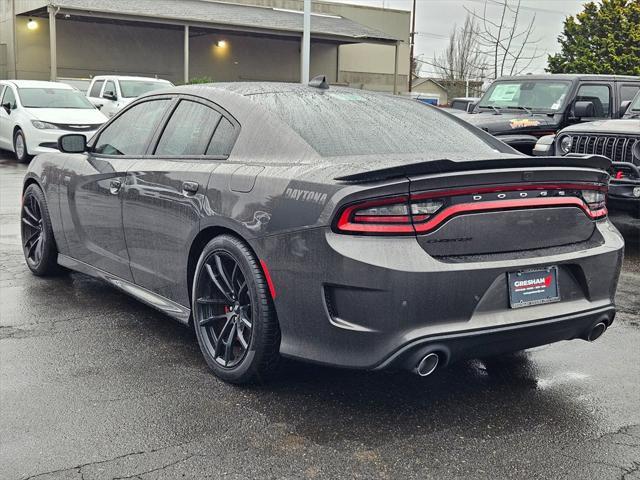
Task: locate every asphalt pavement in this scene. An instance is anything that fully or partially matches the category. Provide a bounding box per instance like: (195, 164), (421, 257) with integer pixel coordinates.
(1, 150), (639, 480)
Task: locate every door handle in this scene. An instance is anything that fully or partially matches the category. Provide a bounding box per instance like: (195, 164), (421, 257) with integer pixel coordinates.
(109, 179), (122, 195)
(182, 181), (199, 195)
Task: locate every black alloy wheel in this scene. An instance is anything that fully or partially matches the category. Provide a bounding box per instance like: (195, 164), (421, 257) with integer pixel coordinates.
(21, 184), (60, 275)
(193, 235), (280, 384)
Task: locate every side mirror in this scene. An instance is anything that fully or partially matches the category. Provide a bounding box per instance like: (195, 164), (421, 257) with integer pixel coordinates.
(574, 101), (595, 118)
(58, 134), (87, 153)
(620, 100), (632, 117)
(2, 102), (11, 114)
(103, 92), (117, 101)
(467, 101), (478, 113)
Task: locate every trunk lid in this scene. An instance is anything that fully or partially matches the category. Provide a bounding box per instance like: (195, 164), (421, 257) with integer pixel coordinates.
(408, 164), (608, 257)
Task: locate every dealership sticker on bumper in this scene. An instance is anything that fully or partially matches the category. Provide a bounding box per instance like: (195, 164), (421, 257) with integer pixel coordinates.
(508, 267), (560, 308)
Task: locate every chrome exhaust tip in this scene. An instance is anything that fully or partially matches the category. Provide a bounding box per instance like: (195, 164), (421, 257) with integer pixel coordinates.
(586, 322), (607, 342)
(415, 353), (440, 377)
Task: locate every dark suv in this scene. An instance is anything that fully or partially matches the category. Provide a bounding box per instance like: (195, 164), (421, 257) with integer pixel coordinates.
(536, 90), (640, 224)
(459, 74), (640, 154)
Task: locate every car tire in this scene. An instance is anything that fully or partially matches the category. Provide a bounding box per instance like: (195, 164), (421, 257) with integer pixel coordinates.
(21, 183), (61, 276)
(13, 129), (32, 164)
(192, 235), (281, 384)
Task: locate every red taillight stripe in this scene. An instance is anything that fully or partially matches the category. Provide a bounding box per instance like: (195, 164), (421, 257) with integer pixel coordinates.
(353, 215), (411, 223)
(412, 197), (606, 233)
(335, 182), (608, 235)
(259, 259), (276, 300)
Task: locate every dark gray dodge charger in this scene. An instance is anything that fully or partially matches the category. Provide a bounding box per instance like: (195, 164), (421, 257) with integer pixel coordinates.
(21, 82), (624, 384)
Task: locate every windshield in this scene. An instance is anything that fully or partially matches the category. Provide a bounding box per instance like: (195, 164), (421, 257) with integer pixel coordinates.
(18, 88), (95, 109)
(478, 80), (571, 112)
(119, 80), (171, 98)
(249, 90), (497, 157)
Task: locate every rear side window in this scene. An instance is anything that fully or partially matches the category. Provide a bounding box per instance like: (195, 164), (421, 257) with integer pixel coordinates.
(249, 90), (496, 157)
(155, 100), (221, 156)
(95, 99), (169, 155)
(576, 84), (611, 117)
(206, 118), (236, 156)
(89, 80), (104, 97)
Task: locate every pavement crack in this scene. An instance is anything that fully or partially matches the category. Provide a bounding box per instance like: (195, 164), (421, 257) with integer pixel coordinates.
(21, 441), (195, 480)
(622, 461), (640, 480)
(110, 454), (196, 480)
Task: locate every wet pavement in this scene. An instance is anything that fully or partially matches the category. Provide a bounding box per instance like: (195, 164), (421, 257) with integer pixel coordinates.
(1, 150), (639, 480)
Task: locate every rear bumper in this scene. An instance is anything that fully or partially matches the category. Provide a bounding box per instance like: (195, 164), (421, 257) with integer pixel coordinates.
(375, 306), (615, 370)
(255, 220), (624, 370)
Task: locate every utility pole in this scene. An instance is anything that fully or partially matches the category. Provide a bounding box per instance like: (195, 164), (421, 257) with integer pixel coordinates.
(12, 0), (18, 78)
(301, 0), (311, 84)
(408, 0), (416, 92)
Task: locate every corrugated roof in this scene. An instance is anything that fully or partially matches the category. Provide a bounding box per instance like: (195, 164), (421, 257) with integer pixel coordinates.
(33, 0), (399, 42)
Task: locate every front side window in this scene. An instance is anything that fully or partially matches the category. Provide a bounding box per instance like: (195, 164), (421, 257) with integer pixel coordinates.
(479, 80), (571, 112)
(3, 87), (17, 108)
(103, 81), (117, 99)
(119, 80), (172, 98)
(18, 88), (94, 109)
(575, 84), (611, 117)
(89, 80), (104, 97)
(94, 99), (170, 155)
(155, 100), (221, 156)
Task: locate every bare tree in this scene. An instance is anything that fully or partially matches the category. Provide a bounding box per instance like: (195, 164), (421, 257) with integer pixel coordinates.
(466, 0), (543, 79)
(431, 15), (486, 82)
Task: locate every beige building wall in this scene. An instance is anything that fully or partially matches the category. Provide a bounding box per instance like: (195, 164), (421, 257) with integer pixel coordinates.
(412, 80), (449, 105)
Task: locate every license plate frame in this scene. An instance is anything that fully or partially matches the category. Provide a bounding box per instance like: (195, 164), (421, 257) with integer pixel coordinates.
(508, 266), (560, 309)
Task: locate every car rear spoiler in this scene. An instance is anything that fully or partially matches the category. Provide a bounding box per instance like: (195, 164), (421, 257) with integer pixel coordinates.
(334, 155), (611, 184)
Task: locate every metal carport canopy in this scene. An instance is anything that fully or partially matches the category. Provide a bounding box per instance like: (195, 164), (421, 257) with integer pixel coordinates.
(19, 0), (400, 44)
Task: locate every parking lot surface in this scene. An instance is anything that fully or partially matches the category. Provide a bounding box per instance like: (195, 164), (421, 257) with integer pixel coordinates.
(1, 150), (639, 480)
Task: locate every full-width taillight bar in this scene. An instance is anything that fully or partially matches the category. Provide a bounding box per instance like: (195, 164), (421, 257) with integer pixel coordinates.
(334, 183), (608, 235)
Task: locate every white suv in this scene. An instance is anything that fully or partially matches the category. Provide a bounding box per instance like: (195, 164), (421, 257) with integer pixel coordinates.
(86, 76), (173, 118)
(0, 80), (107, 163)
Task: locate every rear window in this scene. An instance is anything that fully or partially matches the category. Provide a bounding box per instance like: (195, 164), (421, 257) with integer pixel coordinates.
(249, 90), (495, 157)
(119, 80), (172, 98)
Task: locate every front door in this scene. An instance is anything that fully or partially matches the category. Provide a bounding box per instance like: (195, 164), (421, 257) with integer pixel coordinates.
(59, 97), (172, 280)
(123, 96), (238, 306)
(0, 85), (17, 150)
(100, 80), (120, 118)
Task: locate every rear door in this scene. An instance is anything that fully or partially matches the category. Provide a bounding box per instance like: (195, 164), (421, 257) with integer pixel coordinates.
(59, 97), (172, 280)
(122, 95), (239, 306)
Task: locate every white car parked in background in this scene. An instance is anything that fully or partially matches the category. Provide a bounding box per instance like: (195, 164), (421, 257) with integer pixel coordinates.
(0, 80), (107, 163)
(86, 75), (173, 118)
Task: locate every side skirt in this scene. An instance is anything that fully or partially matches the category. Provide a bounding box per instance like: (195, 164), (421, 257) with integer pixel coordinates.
(57, 254), (191, 325)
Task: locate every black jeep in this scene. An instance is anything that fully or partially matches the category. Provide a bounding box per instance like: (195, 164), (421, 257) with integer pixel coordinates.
(535, 89), (640, 225)
(459, 74), (640, 155)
